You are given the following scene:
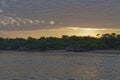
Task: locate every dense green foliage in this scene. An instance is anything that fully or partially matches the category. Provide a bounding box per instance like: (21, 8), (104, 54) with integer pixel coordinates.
(0, 33), (120, 51)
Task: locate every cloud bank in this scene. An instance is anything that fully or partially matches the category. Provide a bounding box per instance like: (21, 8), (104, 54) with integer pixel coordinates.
(0, 15), (56, 30)
(0, 0), (120, 31)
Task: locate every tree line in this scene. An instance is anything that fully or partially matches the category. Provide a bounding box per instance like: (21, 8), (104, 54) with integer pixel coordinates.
(0, 33), (120, 51)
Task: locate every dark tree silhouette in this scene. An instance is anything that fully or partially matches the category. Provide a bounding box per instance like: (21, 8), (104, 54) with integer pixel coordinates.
(0, 33), (120, 51)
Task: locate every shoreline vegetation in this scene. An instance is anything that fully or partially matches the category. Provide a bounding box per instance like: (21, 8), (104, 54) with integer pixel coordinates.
(0, 33), (120, 52)
(0, 50), (120, 55)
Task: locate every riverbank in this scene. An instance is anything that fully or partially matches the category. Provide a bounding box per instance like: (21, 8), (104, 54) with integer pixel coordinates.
(88, 50), (120, 54)
(0, 50), (120, 55)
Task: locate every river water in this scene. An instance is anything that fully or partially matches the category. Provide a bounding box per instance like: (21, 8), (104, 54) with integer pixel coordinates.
(0, 51), (119, 80)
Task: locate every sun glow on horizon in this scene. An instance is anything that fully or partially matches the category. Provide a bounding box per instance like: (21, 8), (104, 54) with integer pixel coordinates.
(0, 27), (120, 38)
(67, 27), (117, 31)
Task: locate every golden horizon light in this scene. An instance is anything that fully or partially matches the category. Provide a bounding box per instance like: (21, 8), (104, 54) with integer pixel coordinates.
(0, 27), (120, 38)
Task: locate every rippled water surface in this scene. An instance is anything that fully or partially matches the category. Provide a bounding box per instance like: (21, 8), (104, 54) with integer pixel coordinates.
(0, 51), (119, 80)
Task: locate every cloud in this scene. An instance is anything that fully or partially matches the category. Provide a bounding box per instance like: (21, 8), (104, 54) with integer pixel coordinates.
(49, 21), (55, 25)
(0, 1), (9, 8)
(0, 0), (120, 30)
(0, 15), (38, 27)
(23, 19), (34, 24)
(0, 15), (57, 30)
(0, 10), (3, 13)
(41, 20), (45, 24)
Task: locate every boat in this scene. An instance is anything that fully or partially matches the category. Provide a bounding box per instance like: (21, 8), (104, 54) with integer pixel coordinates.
(66, 47), (91, 52)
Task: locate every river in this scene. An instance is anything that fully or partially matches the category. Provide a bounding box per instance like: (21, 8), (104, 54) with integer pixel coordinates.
(0, 51), (119, 80)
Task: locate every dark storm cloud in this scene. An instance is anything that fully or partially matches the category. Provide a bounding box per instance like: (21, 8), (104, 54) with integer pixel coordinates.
(0, 0), (120, 30)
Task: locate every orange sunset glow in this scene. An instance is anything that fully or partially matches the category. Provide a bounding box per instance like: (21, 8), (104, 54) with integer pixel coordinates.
(0, 27), (120, 38)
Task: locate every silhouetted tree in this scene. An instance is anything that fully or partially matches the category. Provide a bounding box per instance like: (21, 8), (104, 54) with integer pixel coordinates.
(0, 33), (120, 51)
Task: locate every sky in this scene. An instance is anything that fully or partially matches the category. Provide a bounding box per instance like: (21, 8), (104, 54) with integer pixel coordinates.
(0, 0), (120, 38)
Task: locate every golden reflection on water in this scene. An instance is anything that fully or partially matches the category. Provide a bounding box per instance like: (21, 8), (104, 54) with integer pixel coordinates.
(54, 66), (98, 80)
(0, 51), (120, 80)
(0, 51), (104, 80)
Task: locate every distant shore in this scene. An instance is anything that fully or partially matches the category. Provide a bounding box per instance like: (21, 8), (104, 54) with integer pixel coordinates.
(0, 50), (120, 55)
(88, 50), (120, 54)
